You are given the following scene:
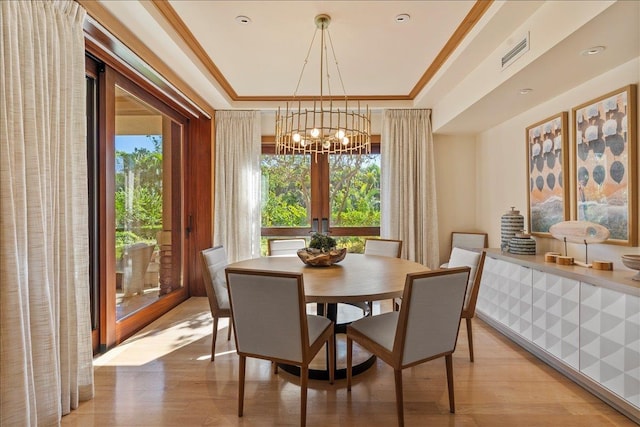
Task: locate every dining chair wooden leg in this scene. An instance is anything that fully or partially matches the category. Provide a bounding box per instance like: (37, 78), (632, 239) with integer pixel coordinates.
(211, 317), (218, 361)
(445, 354), (455, 413)
(328, 335), (335, 385)
(238, 355), (246, 416)
(273, 361), (278, 375)
(227, 321), (232, 341)
(346, 337), (353, 391)
(394, 369), (404, 427)
(300, 366), (308, 427)
(466, 317), (474, 362)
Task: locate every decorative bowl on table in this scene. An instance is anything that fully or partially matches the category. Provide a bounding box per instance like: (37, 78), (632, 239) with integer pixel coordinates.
(297, 247), (347, 267)
(621, 255), (640, 281)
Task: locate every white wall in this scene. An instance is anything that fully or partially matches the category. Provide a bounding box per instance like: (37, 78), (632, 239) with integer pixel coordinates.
(433, 134), (479, 263)
(475, 58), (640, 269)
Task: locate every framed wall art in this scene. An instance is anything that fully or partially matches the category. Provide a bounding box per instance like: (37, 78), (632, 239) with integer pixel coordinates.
(526, 112), (569, 236)
(572, 84), (637, 245)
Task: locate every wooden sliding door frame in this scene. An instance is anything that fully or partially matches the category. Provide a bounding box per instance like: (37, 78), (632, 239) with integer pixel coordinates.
(85, 24), (212, 349)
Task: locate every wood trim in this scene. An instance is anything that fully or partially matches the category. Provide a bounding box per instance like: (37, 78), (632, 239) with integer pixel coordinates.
(86, 55), (101, 354)
(187, 115), (213, 297)
(462, 250), (486, 319)
(84, 37), (201, 120)
(409, 0), (494, 99)
(260, 227), (381, 237)
(115, 288), (188, 344)
(627, 84), (638, 246)
(149, 0), (236, 99)
(98, 64), (117, 350)
(79, 0), (214, 119)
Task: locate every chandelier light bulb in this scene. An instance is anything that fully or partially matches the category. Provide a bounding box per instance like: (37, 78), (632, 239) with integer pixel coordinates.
(292, 133), (301, 142)
(335, 129), (345, 139)
(311, 128), (320, 138)
(322, 140), (331, 149)
(300, 139), (308, 147)
(341, 137), (349, 146)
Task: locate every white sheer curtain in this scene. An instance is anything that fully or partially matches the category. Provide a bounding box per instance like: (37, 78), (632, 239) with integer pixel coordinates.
(381, 109), (440, 267)
(0, 1), (94, 424)
(213, 111), (262, 262)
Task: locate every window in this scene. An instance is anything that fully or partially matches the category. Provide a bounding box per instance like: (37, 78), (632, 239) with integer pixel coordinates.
(261, 139), (380, 254)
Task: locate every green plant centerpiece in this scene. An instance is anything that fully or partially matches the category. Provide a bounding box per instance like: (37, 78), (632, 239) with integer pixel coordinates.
(297, 233), (347, 266)
(309, 233), (337, 252)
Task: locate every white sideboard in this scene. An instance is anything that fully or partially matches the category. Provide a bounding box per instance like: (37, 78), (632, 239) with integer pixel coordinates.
(476, 250), (639, 423)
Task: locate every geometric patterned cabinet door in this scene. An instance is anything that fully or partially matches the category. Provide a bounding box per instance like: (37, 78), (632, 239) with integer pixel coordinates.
(580, 284), (640, 409)
(477, 256), (506, 324)
(532, 271), (580, 369)
(477, 256), (532, 340)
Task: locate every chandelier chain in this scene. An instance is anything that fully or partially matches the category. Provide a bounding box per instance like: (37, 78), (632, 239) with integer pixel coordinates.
(326, 30), (347, 99)
(293, 28), (319, 98)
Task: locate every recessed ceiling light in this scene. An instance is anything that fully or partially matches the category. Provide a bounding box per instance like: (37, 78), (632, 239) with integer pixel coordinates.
(580, 46), (605, 56)
(235, 15), (251, 25)
(519, 88), (533, 95)
(395, 14), (410, 23)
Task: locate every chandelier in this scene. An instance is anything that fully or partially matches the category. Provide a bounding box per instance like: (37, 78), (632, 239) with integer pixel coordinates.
(275, 14), (371, 158)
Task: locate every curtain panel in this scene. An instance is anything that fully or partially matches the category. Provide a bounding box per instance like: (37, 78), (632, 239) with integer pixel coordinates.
(381, 109), (440, 268)
(0, 0), (94, 425)
(213, 110), (261, 262)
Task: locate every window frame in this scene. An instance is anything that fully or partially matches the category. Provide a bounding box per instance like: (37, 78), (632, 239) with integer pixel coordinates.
(260, 135), (381, 238)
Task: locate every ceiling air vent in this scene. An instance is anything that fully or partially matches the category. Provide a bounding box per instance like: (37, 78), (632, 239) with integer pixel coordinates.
(501, 32), (530, 70)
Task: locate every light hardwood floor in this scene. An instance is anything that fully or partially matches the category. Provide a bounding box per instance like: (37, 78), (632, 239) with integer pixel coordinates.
(62, 297), (635, 426)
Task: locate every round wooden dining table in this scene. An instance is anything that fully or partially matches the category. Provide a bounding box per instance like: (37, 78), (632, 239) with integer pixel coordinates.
(226, 253), (428, 379)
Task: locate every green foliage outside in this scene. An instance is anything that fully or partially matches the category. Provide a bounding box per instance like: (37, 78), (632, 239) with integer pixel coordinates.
(261, 154), (380, 228)
(261, 155), (311, 227)
(329, 155), (380, 227)
(115, 136), (163, 258)
(260, 153), (380, 255)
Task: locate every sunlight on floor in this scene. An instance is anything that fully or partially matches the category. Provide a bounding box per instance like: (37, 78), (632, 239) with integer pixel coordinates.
(95, 300), (225, 367)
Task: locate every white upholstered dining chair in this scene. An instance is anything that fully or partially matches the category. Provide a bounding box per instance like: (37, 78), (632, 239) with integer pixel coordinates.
(267, 238), (306, 256)
(444, 248), (486, 362)
(364, 238), (402, 313)
(225, 268), (335, 427)
(393, 247), (487, 362)
(200, 246), (232, 361)
(364, 238), (403, 258)
(346, 267), (470, 427)
(449, 231), (488, 252)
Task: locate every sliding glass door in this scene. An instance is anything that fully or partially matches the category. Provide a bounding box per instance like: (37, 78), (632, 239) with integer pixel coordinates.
(114, 85), (184, 320)
(86, 53), (190, 350)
